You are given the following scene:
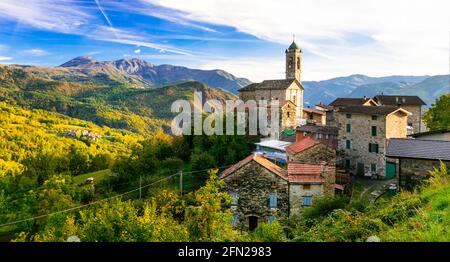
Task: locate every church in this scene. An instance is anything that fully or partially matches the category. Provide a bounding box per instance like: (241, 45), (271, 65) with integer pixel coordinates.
(238, 41), (305, 135)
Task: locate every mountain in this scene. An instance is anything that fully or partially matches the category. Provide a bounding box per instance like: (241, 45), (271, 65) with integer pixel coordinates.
(301, 74), (447, 106)
(57, 56), (252, 93)
(0, 65), (236, 135)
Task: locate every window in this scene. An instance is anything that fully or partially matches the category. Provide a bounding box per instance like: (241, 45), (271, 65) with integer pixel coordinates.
(303, 184), (311, 190)
(297, 57), (300, 69)
(268, 215), (276, 224)
(231, 213), (239, 227)
(270, 181), (277, 188)
(303, 196), (312, 206)
(371, 126), (377, 136)
(287, 112), (290, 118)
(231, 178), (239, 186)
(369, 143), (379, 153)
(346, 124), (351, 133)
(345, 159), (351, 169)
(268, 194), (277, 208)
(230, 192), (239, 206)
(371, 163), (377, 173)
(372, 115), (377, 121)
(346, 139), (351, 149)
(346, 114), (351, 119)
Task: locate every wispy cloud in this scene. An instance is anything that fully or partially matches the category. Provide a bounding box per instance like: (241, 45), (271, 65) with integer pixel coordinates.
(134, 49), (141, 54)
(0, 56), (12, 61)
(23, 49), (47, 56)
(0, 0), (93, 33)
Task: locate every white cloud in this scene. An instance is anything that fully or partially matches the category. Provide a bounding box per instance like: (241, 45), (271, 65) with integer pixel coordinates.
(143, 0), (450, 80)
(0, 56), (12, 61)
(23, 49), (47, 56)
(0, 0), (92, 33)
(134, 49), (141, 54)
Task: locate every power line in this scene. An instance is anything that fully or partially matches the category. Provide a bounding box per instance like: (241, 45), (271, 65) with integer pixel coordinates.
(0, 172), (180, 228)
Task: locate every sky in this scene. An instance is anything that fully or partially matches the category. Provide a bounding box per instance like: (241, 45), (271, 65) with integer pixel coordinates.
(0, 0), (449, 82)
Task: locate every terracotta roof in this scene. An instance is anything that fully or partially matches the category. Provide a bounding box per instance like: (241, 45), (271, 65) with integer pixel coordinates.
(238, 79), (303, 92)
(296, 124), (338, 135)
(374, 95), (426, 106)
(329, 98), (374, 106)
(285, 136), (321, 155)
(303, 107), (325, 115)
(338, 106), (411, 116)
(221, 154), (288, 180)
(386, 138), (450, 161)
(287, 163), (335, 184)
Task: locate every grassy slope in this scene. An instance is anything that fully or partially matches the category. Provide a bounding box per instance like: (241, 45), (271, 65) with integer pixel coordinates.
(73, 169), (111, 185)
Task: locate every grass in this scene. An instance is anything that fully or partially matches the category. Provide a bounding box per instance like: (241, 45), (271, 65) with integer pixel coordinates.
(73, 169), (111, 185)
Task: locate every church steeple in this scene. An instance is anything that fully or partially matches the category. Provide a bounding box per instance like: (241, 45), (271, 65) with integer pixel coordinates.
(285, 37), (302, 81)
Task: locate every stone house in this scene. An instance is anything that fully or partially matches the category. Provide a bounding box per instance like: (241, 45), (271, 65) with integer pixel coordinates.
(386, 138), (450, 190)
(336, 106), (411, 179)
(220, 154), (289, 231)
(238, 41), (305, 131)
(295, 124), (338, 148)
(302, 107), (326, 125)
(409, 128), (450, 141)
(287, 163), (336, 214)
(328, 98), (378, 127)
(221, 154), (336, 230)
(373, 95), (426, 134)
(286, 136), (336, 165)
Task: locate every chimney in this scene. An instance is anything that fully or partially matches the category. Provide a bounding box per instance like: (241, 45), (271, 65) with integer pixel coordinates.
(363, 95), (367, 100)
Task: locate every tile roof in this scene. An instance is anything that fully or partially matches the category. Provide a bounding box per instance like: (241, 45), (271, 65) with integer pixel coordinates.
(238, 79), (303, 92)
(285, 136), (321, 155)
(220, 154), (288, 180)
(287, 163), (335, 184)
(386, 138), (450, 161)
(338, 105), (410, 115)
(374, 95), (426, 106)
(296, 124), (338, 135)
(329, 98), (373, 106)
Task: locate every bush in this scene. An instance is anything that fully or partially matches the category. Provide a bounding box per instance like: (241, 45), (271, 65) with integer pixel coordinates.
(301, 195), (349, 221)
(250, 221), (287, 242)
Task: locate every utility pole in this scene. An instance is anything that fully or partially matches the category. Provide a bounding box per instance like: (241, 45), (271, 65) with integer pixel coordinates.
(139, 175), (142, 200)
(179, 170), (183, 198)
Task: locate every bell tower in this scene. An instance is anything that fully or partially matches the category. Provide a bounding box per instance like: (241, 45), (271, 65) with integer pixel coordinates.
(285, 38), (301, 81)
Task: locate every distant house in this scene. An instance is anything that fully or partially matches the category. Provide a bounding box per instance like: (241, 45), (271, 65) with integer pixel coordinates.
(295, 124), (338, 148)
(302, 107), (326, 125)
(373, 95), (426, 134)
(336, 106), (411, 179)
(286, 136), (336, 165)
(409, 128), (450, 141)
(221, 154), (336, 230)
(255, 139), (292, 164)
(329, 97), (378, 109)
(386, 138), (450, 190)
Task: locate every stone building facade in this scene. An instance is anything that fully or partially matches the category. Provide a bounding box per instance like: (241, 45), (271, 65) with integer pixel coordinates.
(221, 154), (289, 231)
(288, 163), (335, 215)
(336, 106), (411, 178)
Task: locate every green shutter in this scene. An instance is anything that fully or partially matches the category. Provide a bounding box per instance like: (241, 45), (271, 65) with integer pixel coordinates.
(346, 114), (351, 119)
(372, 126), (377, 136)
(369, 143), (371, 152)
(372, 115), (377, 120)
(346, 140), (351, 149)
(375, 144), (379, 153)
(371, 163), (377, 173)
(346, 124), (351, 133)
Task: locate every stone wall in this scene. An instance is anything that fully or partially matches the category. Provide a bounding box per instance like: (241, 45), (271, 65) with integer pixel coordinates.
(289, 184), (323, 215)
(337, 113), (388, 177)
(287, 143), (336, 165)
(399, 158), (450, 190)
(222, 161), (289, 230)
(282, 103), (297, 128)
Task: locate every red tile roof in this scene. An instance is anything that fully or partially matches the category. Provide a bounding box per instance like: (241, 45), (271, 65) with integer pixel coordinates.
(287, 163), (335, 184)
(220, 154), (288, 180)
(285, 136), (321, 155)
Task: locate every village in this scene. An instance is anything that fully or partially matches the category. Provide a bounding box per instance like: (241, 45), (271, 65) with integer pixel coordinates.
(220, 41), (450, 231)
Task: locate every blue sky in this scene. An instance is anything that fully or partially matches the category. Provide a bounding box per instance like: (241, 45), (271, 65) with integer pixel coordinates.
(0, 0), (449, 81)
